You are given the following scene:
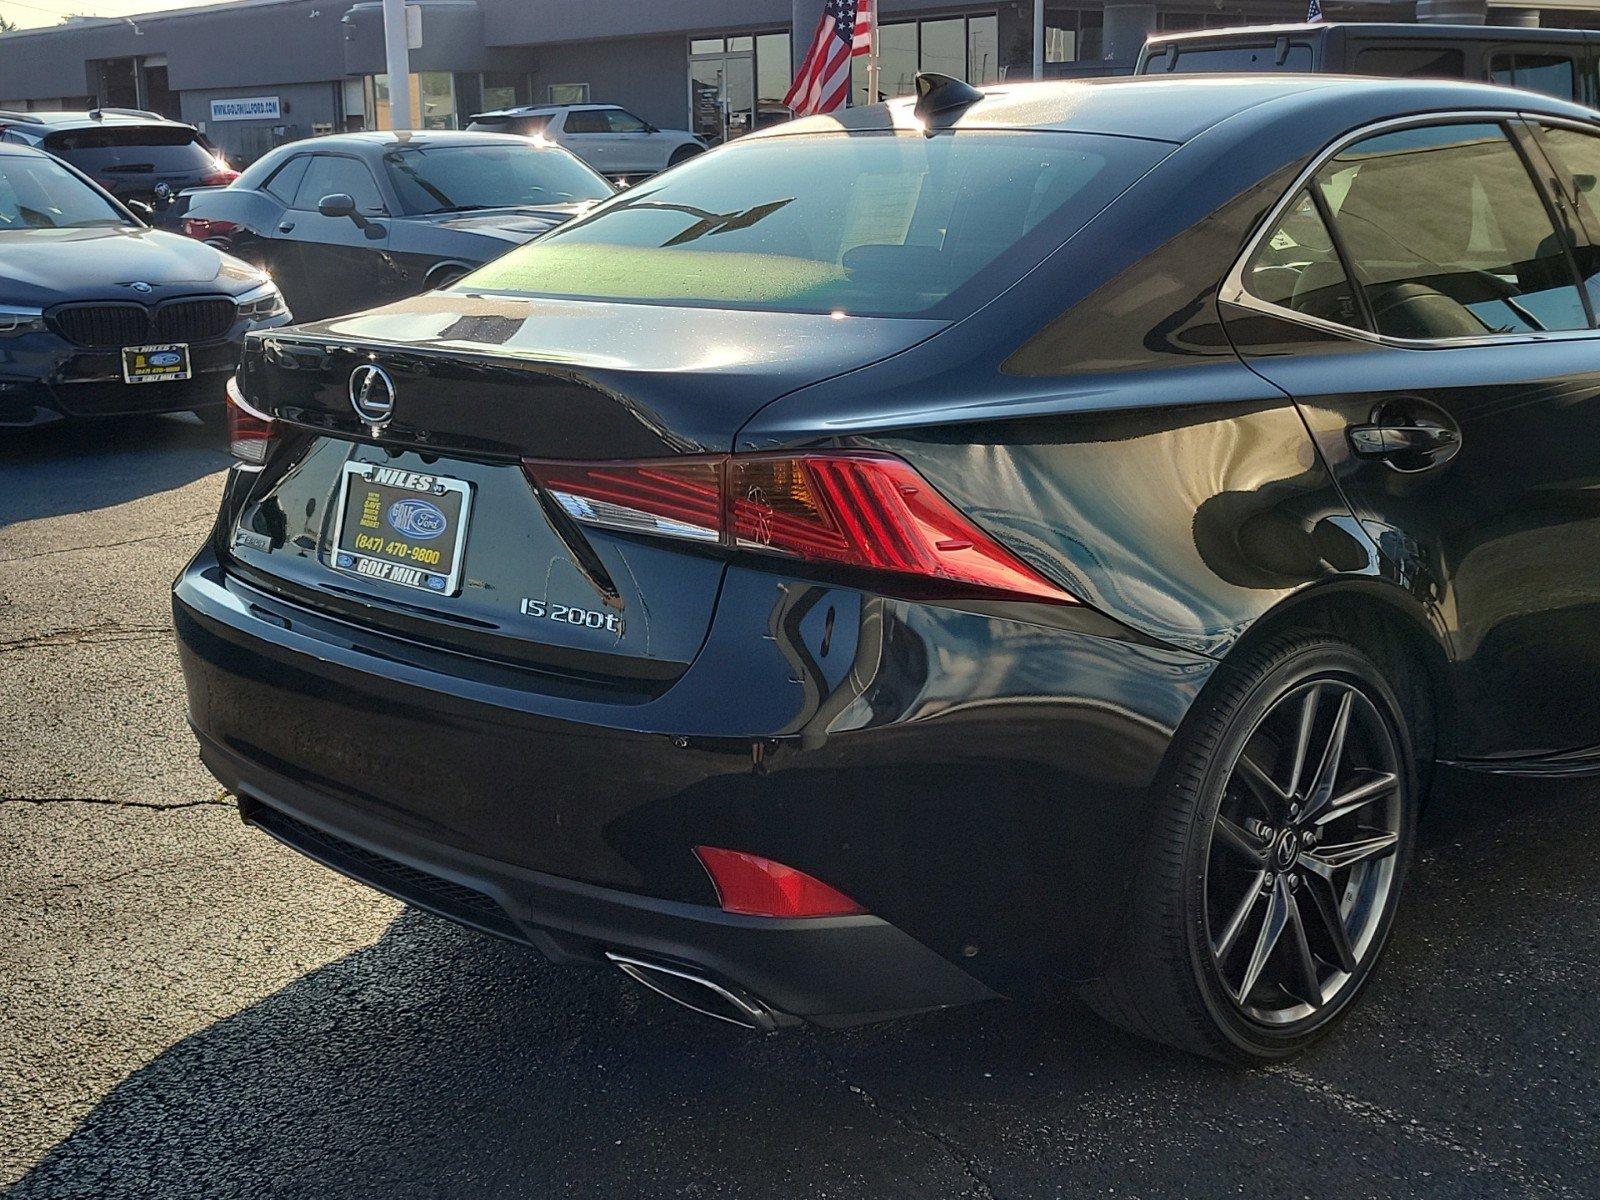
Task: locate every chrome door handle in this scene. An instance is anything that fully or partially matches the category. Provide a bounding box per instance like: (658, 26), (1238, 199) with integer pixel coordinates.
(1348, 423), (1460, 458)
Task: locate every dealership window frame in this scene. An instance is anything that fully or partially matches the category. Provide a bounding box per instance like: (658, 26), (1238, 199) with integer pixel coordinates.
(688, 31), (793, 145)
(851, 12), (999, 104)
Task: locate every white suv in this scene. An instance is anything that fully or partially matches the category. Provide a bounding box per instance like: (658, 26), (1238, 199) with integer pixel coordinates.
(467, 105), (706, 178)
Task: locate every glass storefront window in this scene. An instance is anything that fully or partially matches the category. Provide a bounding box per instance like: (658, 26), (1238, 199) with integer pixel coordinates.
(481, 71), (529, 112)
(1045, 7), (1104, 63)
(852, 14), (1001, 104)
(755, 32), (792, 130)
(691, 30), (792, 144)
(367, 72), (458, 130)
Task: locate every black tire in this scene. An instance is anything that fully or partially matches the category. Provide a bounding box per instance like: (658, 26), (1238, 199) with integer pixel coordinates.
(1083, 633), (1418, 1064)
(668, 145), (704, 168)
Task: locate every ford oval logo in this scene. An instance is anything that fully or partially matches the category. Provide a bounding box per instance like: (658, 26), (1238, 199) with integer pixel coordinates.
(387, 498), (448, 541)
(349, 363), (395, 427)
(147, 350), (183, 367)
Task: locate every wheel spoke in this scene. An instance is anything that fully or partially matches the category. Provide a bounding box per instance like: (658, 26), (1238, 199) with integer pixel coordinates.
(1305, 831), (1399, 871)
(1214, 816), (1270, 866)
(1296, 867), (1358, 973)
(1312, 771), (1398, 827)
(1214, 869), (1269, 960)
(1236, 877), (1290, 1003)
(1299, 688), (1355, 823)
(1235, 753), (1289, 811)
(1283, 891), (1325, 1008)
(1284, 683), (1321, 800)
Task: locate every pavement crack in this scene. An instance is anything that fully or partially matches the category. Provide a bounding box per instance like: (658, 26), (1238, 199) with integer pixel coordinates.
(0, 522), (211, 565)
(0, 625), (170, 653)
(0, 794), (234, 813)
(811, 1041), (1000, 1200)
(1269, 1067), (1577, 1199)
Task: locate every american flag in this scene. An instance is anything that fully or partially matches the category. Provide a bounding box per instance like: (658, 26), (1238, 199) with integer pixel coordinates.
(784, 0), (874, 116)
(1307, 0), (1325, 21)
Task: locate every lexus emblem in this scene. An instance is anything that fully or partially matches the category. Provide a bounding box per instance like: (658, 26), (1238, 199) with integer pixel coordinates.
(349, 363), (396, 431)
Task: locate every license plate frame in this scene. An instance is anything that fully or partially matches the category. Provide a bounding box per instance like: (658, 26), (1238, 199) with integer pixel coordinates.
(121, 343), (192, 384)
(328, 460), (474, 596)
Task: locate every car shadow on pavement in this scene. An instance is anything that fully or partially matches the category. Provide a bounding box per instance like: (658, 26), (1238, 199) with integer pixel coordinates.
(10, 788), (1600, 1200)
(0, 414), (228, 528)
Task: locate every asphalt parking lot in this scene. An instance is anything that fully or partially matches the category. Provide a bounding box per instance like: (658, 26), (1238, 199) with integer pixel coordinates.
(2, 415), (1597, 1200)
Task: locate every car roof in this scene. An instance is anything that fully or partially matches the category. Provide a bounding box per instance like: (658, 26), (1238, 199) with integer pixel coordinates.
(0, 108), (193, 132)
(471, 104), (618, 118)
(759, 74), (1600, 145)
(1145, 21), (1594, 47)
(264, 130), (558, 154)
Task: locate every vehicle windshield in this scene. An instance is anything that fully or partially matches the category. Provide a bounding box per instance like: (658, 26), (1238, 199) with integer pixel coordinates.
(43, 125), (217, 176)
(382, 143), (613, 215)
(0, 154), (129, 230)
(463, 129), (1168, 317)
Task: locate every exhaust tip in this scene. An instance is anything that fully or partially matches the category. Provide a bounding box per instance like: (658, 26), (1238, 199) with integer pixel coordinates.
(607, 952), (789, 1033)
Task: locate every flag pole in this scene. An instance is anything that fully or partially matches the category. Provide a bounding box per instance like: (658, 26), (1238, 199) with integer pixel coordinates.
(866, 0), (880, 104)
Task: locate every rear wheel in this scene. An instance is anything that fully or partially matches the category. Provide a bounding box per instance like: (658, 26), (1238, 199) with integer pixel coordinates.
(1084, 634), (1417, 1063)
(668, 145), (704, 168)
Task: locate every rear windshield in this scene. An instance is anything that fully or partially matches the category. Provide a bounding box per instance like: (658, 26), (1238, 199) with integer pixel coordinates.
(1144, 43), (1313, 73)
(468, 115), (552, 137)
(0, 153), (127, 229)
(43, 126), (215, 175)
(383, 142), (612, 215)
(463, 129), (1167, 317)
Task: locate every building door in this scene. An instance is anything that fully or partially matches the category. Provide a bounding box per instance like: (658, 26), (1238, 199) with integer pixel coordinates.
(689, 41), (754, 146)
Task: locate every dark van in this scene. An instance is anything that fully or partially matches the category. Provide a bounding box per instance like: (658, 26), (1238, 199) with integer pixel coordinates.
(1136, 22), (1600, 107)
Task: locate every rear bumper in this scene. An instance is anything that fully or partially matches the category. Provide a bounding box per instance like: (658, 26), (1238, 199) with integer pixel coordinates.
(174, 537), (1217, 1013)
(203, 729), (993, 1026)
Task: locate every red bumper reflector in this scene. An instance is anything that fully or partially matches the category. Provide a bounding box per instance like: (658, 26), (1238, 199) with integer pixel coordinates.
(694, 846), (866, 918)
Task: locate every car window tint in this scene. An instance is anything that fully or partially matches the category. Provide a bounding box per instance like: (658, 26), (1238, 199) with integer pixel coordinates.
(563, 110), (608, 134)
(1241, 189), (1366, 330)
(1528, 124), (1600, 315)
(1352, 48), (1466, 78)
(263, 155), (310, 203)
(1158, 43), (1312, 72)
(1316, 122), (1586, 339)
(605, 110), (649, 133)
(0, 153), (128, 229)
(294, 155), (387, 214)
(382, 143), (612, 215)
(41, 125), (216, 174)
(464, 129), (1169, 318)
(1489, 53), (1576, 100)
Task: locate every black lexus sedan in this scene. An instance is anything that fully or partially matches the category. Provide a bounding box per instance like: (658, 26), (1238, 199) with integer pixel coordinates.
(173, 73), (1600, 1063)
(180, 131), (614, 323)
(0, 144), (290, 427)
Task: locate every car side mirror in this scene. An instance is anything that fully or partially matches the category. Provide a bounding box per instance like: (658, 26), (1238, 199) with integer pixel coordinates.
(318, 193), (358, 219)
(1576, 173), (1598, 196)
(644, 123), (659, 134)
(126, 199), (154, 222)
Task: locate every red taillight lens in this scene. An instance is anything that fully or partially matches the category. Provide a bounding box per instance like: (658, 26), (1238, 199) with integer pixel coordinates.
(200, 168), (240, 187)
(522, 452), (1077, 606)
(694, 846), (865, 918)
(182, 216), (240, 243)
(225, 376), (274, 465)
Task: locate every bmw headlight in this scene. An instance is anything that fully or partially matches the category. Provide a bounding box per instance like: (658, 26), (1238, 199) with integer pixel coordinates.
(236, 281), (290, 323)
(0, 305), (45, 337)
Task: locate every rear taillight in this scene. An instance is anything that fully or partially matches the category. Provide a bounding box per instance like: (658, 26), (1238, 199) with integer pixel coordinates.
(200, 167), (241, 186)
(524, 452), (1077, 605)
(226, 376), (274, 465)
(694, 846), (865, 918)
(181, 216), (240, 244)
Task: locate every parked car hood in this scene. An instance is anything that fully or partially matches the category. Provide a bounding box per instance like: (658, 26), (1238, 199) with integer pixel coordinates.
(0, 225), (252, 306)
(421, 201), (598, 243)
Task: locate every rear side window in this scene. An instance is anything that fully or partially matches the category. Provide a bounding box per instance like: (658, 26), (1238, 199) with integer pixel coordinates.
(563, 110), (608, 134)
(1352, 48), (1466, 79)
(1241, 190), (1364, 329)
(464, 129), (1169, 318)
(605, 110), (649, 133)
(43, 125), (215, 175)
(263, 155), (310, 203)
(1317, 122), (1586, 339)
(1490, 53), (1577, 100)
(293, 155), (387, 214)
(1528, 124), (1600, 310)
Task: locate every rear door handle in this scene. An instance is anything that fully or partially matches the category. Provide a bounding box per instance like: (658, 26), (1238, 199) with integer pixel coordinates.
(1348, 423), (1460, 458)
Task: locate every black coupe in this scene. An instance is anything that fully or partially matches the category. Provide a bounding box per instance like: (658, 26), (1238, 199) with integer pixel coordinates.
(180, 131), (614, 323)
(174, 74), (1600, 1062)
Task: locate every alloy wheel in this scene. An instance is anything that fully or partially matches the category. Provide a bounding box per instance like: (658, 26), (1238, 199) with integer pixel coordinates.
(1204, 677), (1405, 1027)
